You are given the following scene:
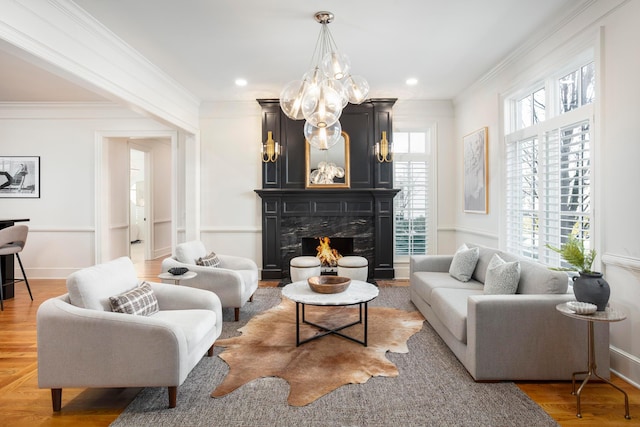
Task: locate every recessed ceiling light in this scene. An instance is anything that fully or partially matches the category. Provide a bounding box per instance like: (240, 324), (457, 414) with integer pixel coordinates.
(235, 78), (248, 87)
(406, 78), (418, 86)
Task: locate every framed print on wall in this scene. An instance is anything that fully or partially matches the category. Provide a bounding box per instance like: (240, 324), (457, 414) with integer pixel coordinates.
(463, 128), (488, 213)
(0, 156), (40, 198)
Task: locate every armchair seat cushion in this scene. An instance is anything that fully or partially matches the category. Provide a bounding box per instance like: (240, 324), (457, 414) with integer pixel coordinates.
(152, 309), (217, 353)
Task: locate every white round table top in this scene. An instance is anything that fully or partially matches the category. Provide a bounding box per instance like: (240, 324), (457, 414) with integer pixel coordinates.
(158, 271), (197, 281)
(281, 279), (379, 306)
(556, 302), (626, 322)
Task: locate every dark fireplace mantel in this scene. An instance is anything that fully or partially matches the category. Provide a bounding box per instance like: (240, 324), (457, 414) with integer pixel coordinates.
(256, 98), (398, 280)
(255, 188), (399, 279)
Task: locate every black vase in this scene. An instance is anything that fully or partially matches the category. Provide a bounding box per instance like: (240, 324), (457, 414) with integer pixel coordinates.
(572, 272), (610, 311)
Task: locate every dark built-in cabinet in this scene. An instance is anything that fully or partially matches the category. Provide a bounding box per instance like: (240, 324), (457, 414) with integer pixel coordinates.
(255, 98), (399, 280)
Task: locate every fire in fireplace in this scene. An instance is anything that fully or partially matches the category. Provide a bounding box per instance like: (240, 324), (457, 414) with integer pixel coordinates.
(316, 237), (341, 267)
(301, 237), (354, 273)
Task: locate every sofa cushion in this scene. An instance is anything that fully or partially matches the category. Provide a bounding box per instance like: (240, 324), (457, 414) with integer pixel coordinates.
(412, 271), (484, 305)
(197, 251), (221, 267)
(109, 281), (159, 316)
(449, 244), (480, 282)
(466, 243), (503, 284)
(67, 257), (139, 311)
(430, 287), (484, 343)
(499, 253), (569, 294)
(484, 254), (521, 295)
(175, 241), (208, 265)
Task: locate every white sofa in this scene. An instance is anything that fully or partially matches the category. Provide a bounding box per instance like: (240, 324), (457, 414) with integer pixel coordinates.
(410, 243), (610, 381)
(37, 257), (222, 410)
(161, 241), (259, 321)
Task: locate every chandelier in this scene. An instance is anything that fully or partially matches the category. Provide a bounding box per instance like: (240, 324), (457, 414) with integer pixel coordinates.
(279, 11), (369, 150)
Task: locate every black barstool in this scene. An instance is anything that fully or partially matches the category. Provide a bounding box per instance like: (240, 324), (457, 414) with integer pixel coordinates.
(0, 225), (33, 310)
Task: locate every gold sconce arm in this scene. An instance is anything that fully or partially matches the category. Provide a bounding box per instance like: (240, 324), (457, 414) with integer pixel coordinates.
(375, 131), (393, 162)
(261, 131), (280, 163)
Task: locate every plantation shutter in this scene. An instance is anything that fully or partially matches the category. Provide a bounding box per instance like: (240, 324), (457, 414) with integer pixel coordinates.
(505, 136), (539, 260)
(543, 119), (591, 266)
(394, 160), (428, 256)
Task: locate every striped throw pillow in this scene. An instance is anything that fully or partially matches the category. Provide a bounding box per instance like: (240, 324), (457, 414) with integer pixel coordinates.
(196, 251), (221, 267)
(109, 281), (159, 316)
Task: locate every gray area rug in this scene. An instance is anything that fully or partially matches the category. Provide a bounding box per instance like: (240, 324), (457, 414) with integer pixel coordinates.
(111, 287), (558, 426)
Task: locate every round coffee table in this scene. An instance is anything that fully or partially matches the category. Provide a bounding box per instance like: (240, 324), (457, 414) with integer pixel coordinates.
(281, 280), (379, 347)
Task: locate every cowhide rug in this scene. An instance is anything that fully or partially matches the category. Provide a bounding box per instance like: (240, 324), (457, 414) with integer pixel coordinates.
(210, 298), (424, 406)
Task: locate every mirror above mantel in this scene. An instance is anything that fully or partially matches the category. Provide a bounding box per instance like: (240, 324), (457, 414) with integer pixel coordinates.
(305, 131), (350, 188)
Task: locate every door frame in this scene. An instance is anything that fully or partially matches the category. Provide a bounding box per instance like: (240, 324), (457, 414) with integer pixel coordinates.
(95, 130), (178, 264)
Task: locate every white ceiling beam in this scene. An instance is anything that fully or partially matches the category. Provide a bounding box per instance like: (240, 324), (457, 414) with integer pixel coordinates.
(0, 0), (200, 134)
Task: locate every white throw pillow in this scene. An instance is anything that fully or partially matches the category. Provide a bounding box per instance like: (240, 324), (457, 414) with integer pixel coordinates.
(449, 244), (480, 282)
(484, 254), (521, 295)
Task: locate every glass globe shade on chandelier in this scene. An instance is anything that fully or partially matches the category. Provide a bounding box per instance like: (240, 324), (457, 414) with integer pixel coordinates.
(279, 11), (369, 149)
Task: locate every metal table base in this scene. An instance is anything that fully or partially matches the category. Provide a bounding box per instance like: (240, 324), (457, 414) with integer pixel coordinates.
(295, 301), (369, 347)
(571, 320), (631, 419)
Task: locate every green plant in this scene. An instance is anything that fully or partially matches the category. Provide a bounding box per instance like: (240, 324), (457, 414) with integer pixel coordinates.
(546, 236), (596, 273)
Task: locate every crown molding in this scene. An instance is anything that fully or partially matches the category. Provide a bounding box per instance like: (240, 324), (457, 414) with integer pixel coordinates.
(0, 0), (200, 133)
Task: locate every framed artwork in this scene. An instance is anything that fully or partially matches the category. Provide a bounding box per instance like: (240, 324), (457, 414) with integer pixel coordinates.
(0, 156), (40, 198)
(463, 128), (488, 213)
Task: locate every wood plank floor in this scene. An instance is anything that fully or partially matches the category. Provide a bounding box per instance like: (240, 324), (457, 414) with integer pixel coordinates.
(0, 258), (638, 426)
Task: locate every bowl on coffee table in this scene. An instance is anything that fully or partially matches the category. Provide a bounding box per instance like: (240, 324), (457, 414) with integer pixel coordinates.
(307, 276), (351, 294)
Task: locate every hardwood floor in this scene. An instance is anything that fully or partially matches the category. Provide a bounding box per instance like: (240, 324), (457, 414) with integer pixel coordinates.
(0, 258), (638, 426)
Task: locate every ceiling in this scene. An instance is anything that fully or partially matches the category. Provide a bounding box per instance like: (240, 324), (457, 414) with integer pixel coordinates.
(0, 0), (584, 104)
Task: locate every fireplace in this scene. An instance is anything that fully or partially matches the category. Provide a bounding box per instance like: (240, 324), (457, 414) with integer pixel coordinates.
(256, 98), (398, 280)
(255, 188), (399, 279)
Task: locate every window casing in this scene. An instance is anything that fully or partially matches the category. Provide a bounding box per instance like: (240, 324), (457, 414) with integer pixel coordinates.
(393, 131), (430, 257)
(505, 59), (594, 268)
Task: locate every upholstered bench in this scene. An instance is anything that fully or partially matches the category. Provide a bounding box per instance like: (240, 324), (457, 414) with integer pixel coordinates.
(290, 256), (321, 281)
(337, 256), (368, 281)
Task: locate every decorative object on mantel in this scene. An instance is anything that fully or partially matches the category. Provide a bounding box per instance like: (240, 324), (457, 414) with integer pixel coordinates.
(375, 131), (393, 162)
(261, 131), (280, 163)
(279, 11), (369, 150)
(547, 235), (610, 311)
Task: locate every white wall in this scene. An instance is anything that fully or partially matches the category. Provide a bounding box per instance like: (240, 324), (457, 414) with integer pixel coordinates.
(452, 0), (640, 386)
(393, 99), (455, 277)
(0, 103), (173, 278)
(198, 101), (262, 262)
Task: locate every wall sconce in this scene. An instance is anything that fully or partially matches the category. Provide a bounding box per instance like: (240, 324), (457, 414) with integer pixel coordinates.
(375, 131), (393, 162)
(261, 131), (280, 163)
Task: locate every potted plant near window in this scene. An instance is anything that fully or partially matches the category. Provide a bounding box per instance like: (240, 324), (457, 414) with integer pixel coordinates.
(546, 236), (610, 311)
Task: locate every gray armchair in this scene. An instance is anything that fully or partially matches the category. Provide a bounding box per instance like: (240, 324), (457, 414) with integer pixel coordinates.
(37, 257), (222, 411)
(161, 240), (258, 321)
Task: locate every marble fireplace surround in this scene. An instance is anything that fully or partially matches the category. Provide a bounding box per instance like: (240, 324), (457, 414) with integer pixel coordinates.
(255, 188), (399, 280)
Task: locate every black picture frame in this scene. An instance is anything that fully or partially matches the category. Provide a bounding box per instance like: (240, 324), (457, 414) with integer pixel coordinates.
(0, 156), (41, 198)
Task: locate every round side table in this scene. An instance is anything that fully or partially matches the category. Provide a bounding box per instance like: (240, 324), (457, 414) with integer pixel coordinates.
(158, 271), (197, 285)
(556, 302), (630, 419)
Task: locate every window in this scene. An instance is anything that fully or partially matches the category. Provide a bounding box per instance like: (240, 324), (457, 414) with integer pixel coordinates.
(505, 60), (594, 268)
(394, 132), (429, 256)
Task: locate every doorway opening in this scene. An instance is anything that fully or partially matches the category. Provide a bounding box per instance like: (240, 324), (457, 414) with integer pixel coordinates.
(129, 148), (148, 263)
